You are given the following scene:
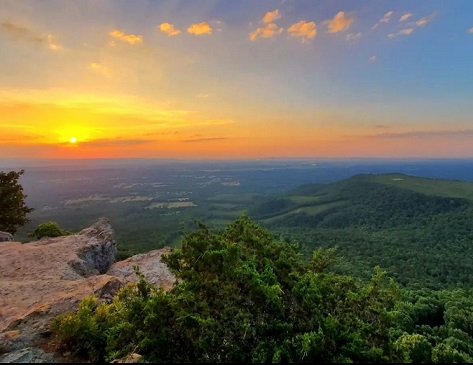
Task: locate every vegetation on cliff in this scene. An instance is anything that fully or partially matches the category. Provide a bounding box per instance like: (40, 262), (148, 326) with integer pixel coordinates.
(28, 221), (71, 239)
(51, 216), (473, 363)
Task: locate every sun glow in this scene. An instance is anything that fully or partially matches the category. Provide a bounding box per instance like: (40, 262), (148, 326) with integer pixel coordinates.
(69, 137), (77, 144)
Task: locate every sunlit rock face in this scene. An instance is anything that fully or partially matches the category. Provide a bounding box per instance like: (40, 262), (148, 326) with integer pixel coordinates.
(0, 217), (174, 359)
(107, 247), (175, 291)
(0, 218), (120, 353)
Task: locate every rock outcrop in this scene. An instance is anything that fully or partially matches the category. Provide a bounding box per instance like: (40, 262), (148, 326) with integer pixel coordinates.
(107, 247), (175, 291)
(0, 231), (13, 242)
(0, 218), (174, 362)
(0, 347), (54, 363)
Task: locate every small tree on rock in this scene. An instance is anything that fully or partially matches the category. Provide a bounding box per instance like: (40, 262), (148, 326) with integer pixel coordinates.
(0, 170), (34, 234)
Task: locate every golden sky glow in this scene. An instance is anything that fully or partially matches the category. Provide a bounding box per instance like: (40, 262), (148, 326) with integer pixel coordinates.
(1, 1), (472, 159)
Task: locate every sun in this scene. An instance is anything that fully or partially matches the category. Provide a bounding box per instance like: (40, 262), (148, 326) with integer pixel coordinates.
(69, 137), (78, 144)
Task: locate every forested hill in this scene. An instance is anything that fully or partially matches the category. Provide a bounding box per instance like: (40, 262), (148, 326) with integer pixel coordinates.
(250, 173), (473, 289)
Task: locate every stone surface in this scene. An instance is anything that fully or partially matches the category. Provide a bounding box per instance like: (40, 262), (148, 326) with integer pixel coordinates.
(0, 218), (175, 362)
(0, 218), (119, 353)
(0, 347), (54, 363)
(0, 231), (13, 242)
(107, 247), (175, 291)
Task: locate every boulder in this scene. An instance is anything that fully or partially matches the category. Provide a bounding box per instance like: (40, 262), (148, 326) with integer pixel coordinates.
(107, 247), (175, 291)
(0, 231), (13, 242)
(0, 218), (120, 353)
(0, 347), (54, 363)
(0, 218), (175, 362)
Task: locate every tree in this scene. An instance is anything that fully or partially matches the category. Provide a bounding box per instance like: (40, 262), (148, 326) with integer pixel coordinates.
(0, 170), (34, 235)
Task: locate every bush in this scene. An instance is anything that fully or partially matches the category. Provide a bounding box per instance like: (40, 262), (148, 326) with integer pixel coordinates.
(51, 215), (400, 363)
(29, 221), (71, 239)
(50, 296), (110, 362)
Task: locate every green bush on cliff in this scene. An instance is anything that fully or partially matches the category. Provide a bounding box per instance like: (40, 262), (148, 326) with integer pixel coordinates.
(51, 215), (402, 362)
(29, 221), (71, 239)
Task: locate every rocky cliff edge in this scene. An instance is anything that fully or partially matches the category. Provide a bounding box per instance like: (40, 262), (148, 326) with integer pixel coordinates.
(0, 218), (175, 361)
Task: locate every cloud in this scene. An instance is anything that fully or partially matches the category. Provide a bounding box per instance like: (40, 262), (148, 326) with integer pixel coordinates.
(1, 21), (62, 50)
(287, 20), (316, 41)
(262, 9), (281, 24)
(88, 63), (111, 77)
(369, 129), (473, 139)
(80, 138), (154, 147)
(182, 137), (231, 143)
(1, 22), (43, 43)
(46, 34), (62, 50)
(369, 55), (377, 62)
(380, 11), (394, 23)
(469, 27), (473, 34)
(159, 22), (181, 36)
(388, 13), (435, 38)
(0, 136), (41, 143)
(415, 15), (434, 27)
(346, 32), (362, 41)
(327, 12), (353, 33)
(372, 10), (393, 29)
(399, 13), (413, 22)
(109, 29), (143, 45)
(388, 28), (414, 39)
(187, 22), (212, 35)
(249, 23), (284, 41)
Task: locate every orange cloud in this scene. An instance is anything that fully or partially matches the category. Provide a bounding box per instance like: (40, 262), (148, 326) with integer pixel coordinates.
(288, 21), (316, 41)
(159, 22), (181, 36)
(399, 13), (413, 22)
(327, 12), (353, 33)
(187, 22), (212, 35)
(262, 9), (281, 24)
(249, 23), (283, 41)
(46, 34), (62, 50)
(109, 29), (143, 45)
(88, 63), (111, 77)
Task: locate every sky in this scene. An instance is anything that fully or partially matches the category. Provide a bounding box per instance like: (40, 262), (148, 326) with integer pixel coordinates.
(0, 0), (472, 159)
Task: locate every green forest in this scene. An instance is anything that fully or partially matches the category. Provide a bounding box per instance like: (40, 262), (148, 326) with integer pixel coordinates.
(253, 174), (473, 290)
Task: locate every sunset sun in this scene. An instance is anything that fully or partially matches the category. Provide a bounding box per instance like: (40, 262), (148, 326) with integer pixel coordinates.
(69, 137), (77, 144)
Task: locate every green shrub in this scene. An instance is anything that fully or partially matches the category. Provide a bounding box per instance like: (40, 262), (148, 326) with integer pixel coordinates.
(29, 221), (71, 239)
(50, 296), (110, 362)
(51, 215), (401, 363)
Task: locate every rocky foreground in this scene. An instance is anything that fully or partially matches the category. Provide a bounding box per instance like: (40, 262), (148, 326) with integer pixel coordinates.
(0, 218), (174, 363)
